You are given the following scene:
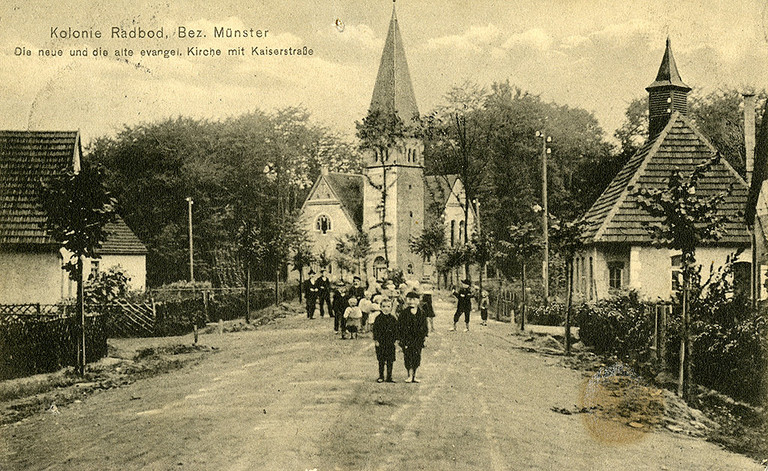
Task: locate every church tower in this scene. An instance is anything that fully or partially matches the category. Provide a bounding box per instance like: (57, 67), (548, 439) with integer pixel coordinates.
(646, 37), (691, 140)
(362, 2), (425, 280)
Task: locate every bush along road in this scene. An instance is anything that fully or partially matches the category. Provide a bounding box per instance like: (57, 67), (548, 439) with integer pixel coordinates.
(0, 297), (761, 470)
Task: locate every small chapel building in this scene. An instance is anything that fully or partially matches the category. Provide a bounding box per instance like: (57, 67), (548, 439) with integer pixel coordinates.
(576, 38), (751, 302)
(299, 3), (474, 284)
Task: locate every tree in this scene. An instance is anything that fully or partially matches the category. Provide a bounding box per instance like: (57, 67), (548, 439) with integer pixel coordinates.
(409, 221), (447, 279)
(335, 232), (371, 281)
(497, 222), (542, 330)
(357, 108), (412, 268)
(422, 82), (491, 278)
(237, 220), (268, 322)
(550, 218), (585, 354)
(292, 243), (317, 302)
(39, 164), (117, 375)
(635, 154), (736, 400)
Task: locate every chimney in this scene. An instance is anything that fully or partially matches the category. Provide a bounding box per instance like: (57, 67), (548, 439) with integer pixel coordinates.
(744, 91), (756, 185)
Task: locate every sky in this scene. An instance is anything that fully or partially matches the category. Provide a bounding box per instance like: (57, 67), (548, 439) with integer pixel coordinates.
(1, 0), (768, 145)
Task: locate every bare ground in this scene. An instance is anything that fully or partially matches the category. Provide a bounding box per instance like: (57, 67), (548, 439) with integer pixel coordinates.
(0, 296), (761, 470)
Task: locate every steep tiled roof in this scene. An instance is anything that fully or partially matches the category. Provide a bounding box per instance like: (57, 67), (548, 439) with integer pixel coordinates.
(582, 113), (749, 245)
(96, 216), (148, 255)
(325, 173), (364, 230)
(369, 4), (420, 124)
(0, 131), (79, 246)
(0, 130), (146, 255)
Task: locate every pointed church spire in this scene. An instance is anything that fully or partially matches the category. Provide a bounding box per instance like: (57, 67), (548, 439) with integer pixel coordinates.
(646, 37), (692, 140)
(369, 1), (420, 124)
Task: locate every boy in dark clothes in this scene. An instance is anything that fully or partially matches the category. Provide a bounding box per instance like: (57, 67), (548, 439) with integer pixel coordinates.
(332, 280), (348, 335)
(397, 291), (429, 383)
(371, 302), (398, 383)
(451, 279), (473, 332)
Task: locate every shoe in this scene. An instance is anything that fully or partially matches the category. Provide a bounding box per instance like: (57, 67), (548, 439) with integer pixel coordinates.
(386, 378), (395, 383)
(405, 377), (413, 383)
(448, 327), (456, 332)
(411, 378), (419, 383)
(377, 378), (384, 383)
(464, 327), (469, 332)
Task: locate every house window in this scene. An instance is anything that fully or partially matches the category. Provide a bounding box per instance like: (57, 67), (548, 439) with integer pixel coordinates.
(608, 262), (624, 290)
(373, 256), (387, 281)
(89, 260), (100, 280)
(733, 261), (751, 300)
(588, 257), (594, 300)
(671, 255), (682, 291)
(450, 220), (456, 247)
(315, 215), (331, 234)
(459, 221), (465, 244)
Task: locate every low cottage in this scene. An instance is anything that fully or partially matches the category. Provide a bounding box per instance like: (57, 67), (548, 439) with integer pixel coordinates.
(0, 130), (147, 304)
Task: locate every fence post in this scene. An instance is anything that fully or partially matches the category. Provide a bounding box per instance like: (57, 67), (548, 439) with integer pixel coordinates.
(659, 305), (668, 370)
(650, 305), (658, 361)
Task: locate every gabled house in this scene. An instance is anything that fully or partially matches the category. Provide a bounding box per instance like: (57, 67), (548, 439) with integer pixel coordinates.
(745, 94), (768, 303)
(576, 39), (751, 301)
(0, 130), (147, 304)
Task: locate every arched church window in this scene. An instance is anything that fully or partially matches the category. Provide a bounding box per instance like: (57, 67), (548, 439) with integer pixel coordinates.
(374, 256), (387, 281)
(315, 214), (332, 234)
(459, 220), (465, 244)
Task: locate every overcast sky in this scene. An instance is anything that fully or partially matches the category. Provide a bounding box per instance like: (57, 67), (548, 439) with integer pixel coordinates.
(2, 0), (767, 145)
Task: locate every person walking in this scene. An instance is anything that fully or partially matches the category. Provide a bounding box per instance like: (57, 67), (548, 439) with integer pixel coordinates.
(419, 283), (436, 333)
(371, 302), (398, 383)
(331, 280), (348, 335)
(304, 270), (319, 319)
(450, 279), (472, 332)
(397, 291), (428, 383)
(479, 289), (489, 326)
(316, 269), (332, 318)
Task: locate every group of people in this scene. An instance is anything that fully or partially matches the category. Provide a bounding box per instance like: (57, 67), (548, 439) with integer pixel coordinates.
(303, 270), (434, 383)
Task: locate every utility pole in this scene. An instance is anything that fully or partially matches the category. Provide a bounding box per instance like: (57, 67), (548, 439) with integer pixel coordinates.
(474, 198), (484, 296)
(186, 197), (194, 283)
(535, 131), (552, 306)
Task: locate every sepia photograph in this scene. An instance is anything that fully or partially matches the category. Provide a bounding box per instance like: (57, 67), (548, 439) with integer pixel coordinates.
(1, 0), (768, 469)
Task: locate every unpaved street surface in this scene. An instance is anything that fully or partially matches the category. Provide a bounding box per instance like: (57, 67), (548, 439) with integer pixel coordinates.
(0, 297), (761, 470)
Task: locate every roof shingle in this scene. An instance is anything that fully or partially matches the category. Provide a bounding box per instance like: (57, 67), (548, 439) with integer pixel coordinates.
(581, 113), (749, 245)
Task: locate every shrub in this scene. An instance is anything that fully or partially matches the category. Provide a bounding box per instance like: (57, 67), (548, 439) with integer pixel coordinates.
(527, 302), (567, 326)
(575, 292), (654, 360)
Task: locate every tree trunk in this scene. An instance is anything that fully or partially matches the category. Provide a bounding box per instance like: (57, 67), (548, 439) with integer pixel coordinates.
(521, 261), (527, 331)
(298, 268), (303, 302)
(565, 258), (573, 355)
(77, 255), (86, 376)
(245, 265), (251, 324)
(463, 197), (470, 280)
(275, 268), (280, 306)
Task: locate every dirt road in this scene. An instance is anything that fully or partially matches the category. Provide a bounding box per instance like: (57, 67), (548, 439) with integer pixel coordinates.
(0, 297), (761, 470)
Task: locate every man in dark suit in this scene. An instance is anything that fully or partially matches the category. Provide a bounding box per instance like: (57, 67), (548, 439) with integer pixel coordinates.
(397, 291), (429, 383)
(451, 279), (473, 332)
(350, 275), (366, 302)
(316, 268), (332, 318)
(304, 270), (318, 319)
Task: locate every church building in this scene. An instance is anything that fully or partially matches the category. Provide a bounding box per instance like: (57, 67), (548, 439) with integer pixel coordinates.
(299, 3), (474, 284)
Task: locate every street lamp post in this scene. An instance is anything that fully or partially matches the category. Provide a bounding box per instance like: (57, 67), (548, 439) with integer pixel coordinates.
(535, 131), (552, 306)
(186, 197), (194, 283)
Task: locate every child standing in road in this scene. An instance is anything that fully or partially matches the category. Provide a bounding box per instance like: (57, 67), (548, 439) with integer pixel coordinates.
(371, 302), (398, 383)
(479, 289), (489, 326)
(344, 297), (363, 339)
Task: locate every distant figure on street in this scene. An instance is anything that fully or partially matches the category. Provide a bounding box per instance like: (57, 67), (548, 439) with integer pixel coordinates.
(304, 270), (319, 319)
(398, 291), (429, 383)
(479, 289), (489, 326)
(344, 297), (363, 339)
(450, 279), (473, 332)
(350, 275), (366, 302)
(372, 302), (398, 383)
(419, 283), (436, 333)
(332, 280), (348, 336)
(317, 269), (332, 318)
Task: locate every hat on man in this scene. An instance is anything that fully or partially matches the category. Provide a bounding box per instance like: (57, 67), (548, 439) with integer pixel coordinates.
(405, 291), (420, 299)
(461, 279), (471, 285)
(336, 280), (346, 287)
(308, 270), (316, 276)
